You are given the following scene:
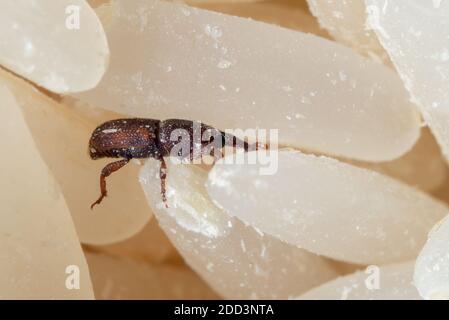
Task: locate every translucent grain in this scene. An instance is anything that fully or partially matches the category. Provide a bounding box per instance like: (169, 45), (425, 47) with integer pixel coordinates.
(299, 262), (420, 300)
(414, 215), (449, 300)
(0, 69), (152, 245)
(85, 252), (218, 299)
(0, 84), (93, 299)
(0, 0), (109, 93)
(307, 0), (388, 61)
(366, 0), (449, 163)
(139, 160), (338, 299)
(207, 151), (448, 264)
(94, 219), (182, 264)
(77, 0), (421, 162)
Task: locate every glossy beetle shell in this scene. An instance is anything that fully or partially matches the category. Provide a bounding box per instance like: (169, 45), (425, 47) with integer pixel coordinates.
(89, 118), (161, 160)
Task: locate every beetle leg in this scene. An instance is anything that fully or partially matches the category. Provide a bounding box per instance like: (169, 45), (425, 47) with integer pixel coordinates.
(91, 159), (130, 209)
(159, 157), (169, 208)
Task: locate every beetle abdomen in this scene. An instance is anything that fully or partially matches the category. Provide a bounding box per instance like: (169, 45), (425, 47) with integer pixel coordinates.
(89, 118), (161, 159)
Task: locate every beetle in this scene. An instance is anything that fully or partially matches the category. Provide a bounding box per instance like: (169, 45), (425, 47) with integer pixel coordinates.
(89, 118), (261, 209)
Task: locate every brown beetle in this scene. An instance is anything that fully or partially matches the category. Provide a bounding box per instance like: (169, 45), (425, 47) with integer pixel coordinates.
(89, 118), (260, 209)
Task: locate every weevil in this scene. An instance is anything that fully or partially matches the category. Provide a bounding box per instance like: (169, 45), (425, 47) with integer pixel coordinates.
(89, 118), (260, 209)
